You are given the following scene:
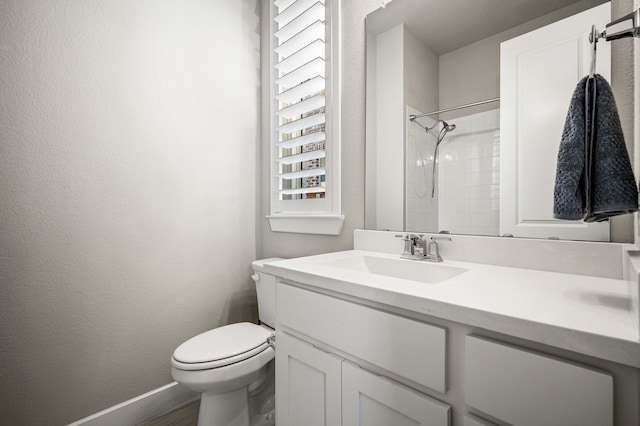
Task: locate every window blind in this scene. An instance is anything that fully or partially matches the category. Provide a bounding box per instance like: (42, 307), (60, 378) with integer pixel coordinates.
(273, 0), (327, 201)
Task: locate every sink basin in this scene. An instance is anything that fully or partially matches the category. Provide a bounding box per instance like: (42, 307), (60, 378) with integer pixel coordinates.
(322, 254), (468, 284)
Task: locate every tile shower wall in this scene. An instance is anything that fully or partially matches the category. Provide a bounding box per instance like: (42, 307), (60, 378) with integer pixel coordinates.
(406, 106), (438, 232)
(438, 109), (500, 236)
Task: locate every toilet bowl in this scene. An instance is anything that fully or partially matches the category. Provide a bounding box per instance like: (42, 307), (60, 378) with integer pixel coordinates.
(171, 259), (281, 426)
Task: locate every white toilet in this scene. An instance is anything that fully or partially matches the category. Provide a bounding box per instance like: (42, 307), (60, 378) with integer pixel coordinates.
(171, 258), (281, 426)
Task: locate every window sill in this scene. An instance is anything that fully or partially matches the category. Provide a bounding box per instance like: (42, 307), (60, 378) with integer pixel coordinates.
(267, 214), (345, 236)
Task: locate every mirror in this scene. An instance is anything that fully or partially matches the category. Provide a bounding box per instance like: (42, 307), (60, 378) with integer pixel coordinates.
(365, 0), (634, 242)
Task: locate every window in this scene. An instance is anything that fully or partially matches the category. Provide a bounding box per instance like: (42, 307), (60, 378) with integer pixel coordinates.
(266, 0), (344, 235)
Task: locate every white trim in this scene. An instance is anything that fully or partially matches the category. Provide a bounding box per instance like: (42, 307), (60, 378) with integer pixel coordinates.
(267, 0), (342, 234)
(267, 214), (344, 235)
(326, 0), (342, 223)
(67, 382), (198, 426)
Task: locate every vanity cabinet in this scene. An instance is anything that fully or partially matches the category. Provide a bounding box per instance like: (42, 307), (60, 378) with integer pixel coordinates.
(276, 282), (451, 426)
(275, 330), (451, 426)
(276, 281), (447, 392)
(275, 280), (628, 425)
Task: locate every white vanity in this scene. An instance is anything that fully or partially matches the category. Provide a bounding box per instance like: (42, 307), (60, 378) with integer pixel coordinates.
(265, 231), (640, 426)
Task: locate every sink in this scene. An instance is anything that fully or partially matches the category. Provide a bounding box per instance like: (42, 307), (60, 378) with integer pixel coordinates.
(322, 254), (468, 284)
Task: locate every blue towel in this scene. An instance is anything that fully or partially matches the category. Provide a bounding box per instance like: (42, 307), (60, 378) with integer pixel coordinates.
(553, 74), (638, 222)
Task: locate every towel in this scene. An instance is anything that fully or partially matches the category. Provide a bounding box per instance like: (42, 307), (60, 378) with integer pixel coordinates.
(553, 74), (638, 222)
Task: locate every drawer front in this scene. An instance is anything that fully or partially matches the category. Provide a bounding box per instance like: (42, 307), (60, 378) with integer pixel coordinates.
(342, 361), (450, 426)
(465, 335), (613, 426)
(277, 283), (447, 393)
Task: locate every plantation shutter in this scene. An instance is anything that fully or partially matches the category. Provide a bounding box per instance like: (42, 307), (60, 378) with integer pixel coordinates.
(273, 0), (327, 201)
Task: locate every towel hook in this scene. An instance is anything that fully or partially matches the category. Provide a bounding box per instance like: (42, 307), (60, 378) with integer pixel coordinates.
(589, 25), (602, 77)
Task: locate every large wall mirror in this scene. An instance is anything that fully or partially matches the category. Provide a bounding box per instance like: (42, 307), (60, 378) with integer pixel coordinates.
(365, 0), (635, 242)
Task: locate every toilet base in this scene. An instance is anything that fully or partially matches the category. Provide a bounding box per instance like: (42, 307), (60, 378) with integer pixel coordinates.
(198, 388), (249, 426)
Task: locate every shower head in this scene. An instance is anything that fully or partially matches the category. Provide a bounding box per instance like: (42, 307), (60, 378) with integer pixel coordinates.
(436, 120), (456, 143)
(441, 121), (456, 132)
(430, 120), (456, 199)
(424, 119), (456, 133)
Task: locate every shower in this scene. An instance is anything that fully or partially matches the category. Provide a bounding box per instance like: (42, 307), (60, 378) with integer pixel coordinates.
(408, 114), (457, 200)
(430, 120), (456, 198)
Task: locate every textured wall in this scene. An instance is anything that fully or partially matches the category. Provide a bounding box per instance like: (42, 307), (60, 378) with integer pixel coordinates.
(610, 0), (637, 242)
(259, 0), (381, 258)
(0, 1), (260, 424)
(403, 25), (439, 117)
(634, 0), (640, 243)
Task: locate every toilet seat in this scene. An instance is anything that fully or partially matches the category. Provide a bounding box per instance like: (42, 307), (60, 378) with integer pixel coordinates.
(172, 322), (272, 371)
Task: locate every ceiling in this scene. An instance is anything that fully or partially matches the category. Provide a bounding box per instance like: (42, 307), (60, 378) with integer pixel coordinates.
(366, 0), (605, 55)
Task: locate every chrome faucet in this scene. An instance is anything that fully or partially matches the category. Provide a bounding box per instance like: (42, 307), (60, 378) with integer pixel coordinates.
(395, 234), (452, 261)
(395, 234), (426, 259)
(425, 236), (451, 262)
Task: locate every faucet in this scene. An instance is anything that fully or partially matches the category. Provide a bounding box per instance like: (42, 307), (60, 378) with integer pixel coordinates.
(395, 234), (452, 261)
(425, 236), (451, 262)
(395, 234), (426, 259)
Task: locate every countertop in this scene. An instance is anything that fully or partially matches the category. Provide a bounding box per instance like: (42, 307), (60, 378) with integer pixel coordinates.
(265, 250), (640, 368)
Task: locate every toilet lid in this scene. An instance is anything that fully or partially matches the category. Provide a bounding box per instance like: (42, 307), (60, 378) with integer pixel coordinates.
(173, 322), (271, 366)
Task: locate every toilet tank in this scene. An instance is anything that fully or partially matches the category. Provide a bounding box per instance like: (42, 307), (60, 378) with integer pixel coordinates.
(251, 258), (283, 329)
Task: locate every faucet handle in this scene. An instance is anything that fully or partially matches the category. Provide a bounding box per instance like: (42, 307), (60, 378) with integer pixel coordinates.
(395, 234), (424, 243)
(396, 234), (425, 257)
(426, 236), (451, 262)
(412, 234), (426, 255)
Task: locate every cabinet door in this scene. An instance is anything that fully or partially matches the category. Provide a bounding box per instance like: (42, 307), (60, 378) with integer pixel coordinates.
(275, 331), (342, 426)
(342, 361), (450, 426)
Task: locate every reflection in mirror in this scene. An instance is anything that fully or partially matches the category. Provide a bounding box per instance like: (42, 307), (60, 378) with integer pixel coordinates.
(365, 0), (633, 242)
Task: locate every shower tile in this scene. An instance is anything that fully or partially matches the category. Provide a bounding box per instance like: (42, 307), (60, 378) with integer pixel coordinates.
(470, 171), (482, 186)
(485, 213), (499, 228)
(470, 158), (483, 172)
(433, 107), (501, 236)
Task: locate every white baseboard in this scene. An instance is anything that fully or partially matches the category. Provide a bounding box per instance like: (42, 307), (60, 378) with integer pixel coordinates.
(67, 382), (199, 426)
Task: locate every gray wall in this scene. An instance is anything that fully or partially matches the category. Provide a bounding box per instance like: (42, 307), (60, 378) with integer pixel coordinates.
(636, 0), (640, 242)
(404, 26), (439, 117)
(611, 0), (637, 241)
(0, 1), (260, 424)
(375, 24), (405, 231)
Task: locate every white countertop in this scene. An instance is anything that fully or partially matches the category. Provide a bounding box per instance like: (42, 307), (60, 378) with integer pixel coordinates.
(265, 250), (640, 368)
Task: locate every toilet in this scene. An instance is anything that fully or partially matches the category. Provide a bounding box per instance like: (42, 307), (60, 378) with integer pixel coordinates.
(171, 258), (281, 426)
